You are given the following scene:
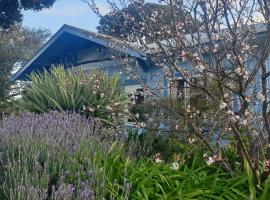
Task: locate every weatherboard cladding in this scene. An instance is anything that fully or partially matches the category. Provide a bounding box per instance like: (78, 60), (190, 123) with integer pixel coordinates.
(12, 24), (148, 81)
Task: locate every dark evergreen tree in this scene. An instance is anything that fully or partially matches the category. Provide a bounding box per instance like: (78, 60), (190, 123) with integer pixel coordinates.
(0, 0), (57, 28)
(97, 3), (198, 43)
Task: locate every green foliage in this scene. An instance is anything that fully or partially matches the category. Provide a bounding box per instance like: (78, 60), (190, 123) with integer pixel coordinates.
(98, 3), (197, 42)
(0, 0), (56, 28)
(107, 154), (270, 200)
(0, 26), (50, 103)
(1, 121), (270, 199)
(18, 66), (129, 125)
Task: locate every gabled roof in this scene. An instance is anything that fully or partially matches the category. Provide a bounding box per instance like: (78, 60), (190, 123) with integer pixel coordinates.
(12, 24), (147, 81)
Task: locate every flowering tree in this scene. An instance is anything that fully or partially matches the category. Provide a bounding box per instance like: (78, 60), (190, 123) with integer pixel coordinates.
(83, 0), (270, 180)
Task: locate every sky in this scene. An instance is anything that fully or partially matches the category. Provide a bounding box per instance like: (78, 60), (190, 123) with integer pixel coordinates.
(22, 0), (157, 34)
(22, 0), (111, 33)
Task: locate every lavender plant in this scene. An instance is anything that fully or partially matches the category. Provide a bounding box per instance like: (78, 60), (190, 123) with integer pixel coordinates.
(0, 112), (112, 199)
(0, 112), (270, 199)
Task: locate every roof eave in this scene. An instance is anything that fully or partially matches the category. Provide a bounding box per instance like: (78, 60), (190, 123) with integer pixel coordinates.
(12, 24), (147, 81)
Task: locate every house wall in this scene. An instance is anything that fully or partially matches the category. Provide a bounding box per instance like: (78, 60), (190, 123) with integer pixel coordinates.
(74, 58), (148, 88)
(76, 46), (112, 64)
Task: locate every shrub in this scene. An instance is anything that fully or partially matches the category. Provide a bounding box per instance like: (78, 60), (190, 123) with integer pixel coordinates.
(18, 66), (129, 125)
(0, 112), (115, 199)
(1, 112), (270, 199)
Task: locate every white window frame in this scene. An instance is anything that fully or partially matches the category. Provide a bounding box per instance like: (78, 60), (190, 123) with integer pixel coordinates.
(168, 77), (186, 100)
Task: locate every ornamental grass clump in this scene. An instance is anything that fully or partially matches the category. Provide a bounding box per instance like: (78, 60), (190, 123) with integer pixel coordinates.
(18, 66), (129, 125)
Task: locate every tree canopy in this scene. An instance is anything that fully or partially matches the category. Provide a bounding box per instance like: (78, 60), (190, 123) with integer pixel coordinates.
(0, 0), (57, 28)
(97, 3), (197, 43)
(0, 26), (50, 102)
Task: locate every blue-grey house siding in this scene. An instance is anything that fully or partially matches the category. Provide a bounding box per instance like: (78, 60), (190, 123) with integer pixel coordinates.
(12, 24), (270, 105)
(12, 24), (163, 92)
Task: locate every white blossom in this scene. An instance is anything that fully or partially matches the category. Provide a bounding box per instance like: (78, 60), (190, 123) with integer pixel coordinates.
(235, 67), (242, 75)
(224, 93), (229, 99)
(155, 157), (163, 163)
(188, 138), (196, 144)
(140, 122), (146, 127)
(106, 105), (113, 111)
(186, 105), (191, 113)
(226, 110), (234, 115)
(206, 156), (215, 165)
(219, 102), (227, 109)
(171, 162), (179, 170)
(195, 63), (205, 72)
(257, 92), (265, 101)
(239, 119), (248, 126)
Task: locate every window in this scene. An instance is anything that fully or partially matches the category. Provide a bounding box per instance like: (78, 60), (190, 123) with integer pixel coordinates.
(169, 78), (185, 100)
(125, 85), (144, 104)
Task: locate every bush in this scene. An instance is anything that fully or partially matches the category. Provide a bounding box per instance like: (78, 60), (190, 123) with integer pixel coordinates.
(18, 66), (129, 125)
(1, 112), (270, 199)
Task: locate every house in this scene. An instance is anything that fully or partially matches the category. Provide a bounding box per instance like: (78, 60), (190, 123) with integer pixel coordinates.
(12, 24), (180, 101)
(12, 24), (270, 105)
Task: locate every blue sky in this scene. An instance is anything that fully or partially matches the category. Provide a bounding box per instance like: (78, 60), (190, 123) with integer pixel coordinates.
(22, 0), (157, 34)
(22, 0), (111, 33)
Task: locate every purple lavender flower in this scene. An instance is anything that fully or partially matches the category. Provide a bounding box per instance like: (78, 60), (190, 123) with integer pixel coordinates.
(81, 188), (95, 200)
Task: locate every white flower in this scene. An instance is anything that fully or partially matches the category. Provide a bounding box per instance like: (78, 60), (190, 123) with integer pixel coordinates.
(239, 119), (248, 126)
(88, 107), (95, 112)
(195, 64), (205, 72)
(245, 96), (251, 103)
(230, 114), (240, 123)
(186, 105), (191, 113)
(148, 118), (153, 122)
(206, 156), (215, 165)
(140, 122), (146, 128)
(100, 93), (105, 98)
(155, 157), (163, 163)
(226, 110), (234, 115)
(153, 10), (159, 18)
(253, 130), (259, 136)
(243, 75), (249, 81)
(135, 113), (140, 118)
(219, 102), (227, 109)
(257, 92), (265, 101)
(154, 153), (163, 164)
(212, 44), (219, 52)
(188, 138), (196, 144)
(171, 162), (179, 170)
(235, 67), (242, 75)
(224, 93), (229, 99)
(226, 53), (232, 59)
(244, 110), (250, 117)
(106, 105), (113, 111)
